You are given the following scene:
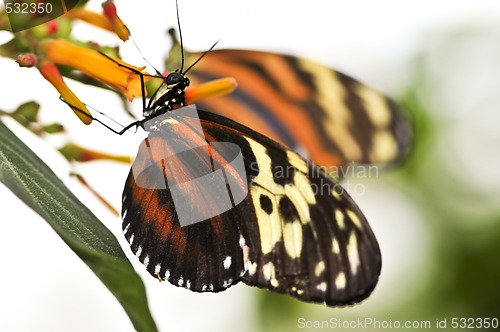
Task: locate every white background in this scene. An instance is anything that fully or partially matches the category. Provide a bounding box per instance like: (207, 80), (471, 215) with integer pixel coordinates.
(1, 0), (500, 331)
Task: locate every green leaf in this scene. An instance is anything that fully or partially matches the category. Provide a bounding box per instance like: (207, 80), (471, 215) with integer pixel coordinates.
(12, 101), (40, 125)
(0, 121), (158, 332)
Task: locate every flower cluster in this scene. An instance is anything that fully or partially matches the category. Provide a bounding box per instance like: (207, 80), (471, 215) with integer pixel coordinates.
(4, 0), (236, 126)
(1, 0), (237, 215)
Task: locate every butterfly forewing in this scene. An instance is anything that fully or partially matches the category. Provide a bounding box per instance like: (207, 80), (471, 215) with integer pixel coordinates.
(171, 48), (411, 168)
(122, 122), (252, 291)
(122, 109), (381, 305)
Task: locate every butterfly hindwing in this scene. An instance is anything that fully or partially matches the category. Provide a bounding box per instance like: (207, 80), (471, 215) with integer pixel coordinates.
(122, 109), (381, 305)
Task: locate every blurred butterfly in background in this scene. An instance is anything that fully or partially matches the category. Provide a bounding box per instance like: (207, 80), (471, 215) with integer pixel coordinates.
(164, 29), (411, 170)
(117, 22), (411, 306)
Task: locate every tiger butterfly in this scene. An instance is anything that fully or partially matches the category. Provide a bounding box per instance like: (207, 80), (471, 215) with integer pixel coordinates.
(88, 12), (410, 307)
(113, 61), (398, 306)
(122, 101), (382, 306)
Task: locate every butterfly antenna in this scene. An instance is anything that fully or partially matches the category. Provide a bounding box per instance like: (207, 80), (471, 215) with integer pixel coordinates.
(175, 0), (185, 72)
(129, 35), (163, 76)
(59, 97), (141, 135)
(183, 38), (220, 74)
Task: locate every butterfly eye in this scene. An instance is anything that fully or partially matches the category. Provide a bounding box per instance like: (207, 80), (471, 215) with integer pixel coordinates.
(166, 72), (183, 85)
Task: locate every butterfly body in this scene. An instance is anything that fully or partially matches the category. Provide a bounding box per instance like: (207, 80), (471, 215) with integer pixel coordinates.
(143, 72), (191, 118)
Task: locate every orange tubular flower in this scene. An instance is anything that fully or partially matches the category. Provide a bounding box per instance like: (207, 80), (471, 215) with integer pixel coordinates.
(58, 143), (131, 163)
(38, 59), (92, 125)
(41, 38), (148, 101)
(102, 0), (130, 42)
(65, 3), (130, 42)
(185, 78), (238, 105)
(65, 8), (114, 33)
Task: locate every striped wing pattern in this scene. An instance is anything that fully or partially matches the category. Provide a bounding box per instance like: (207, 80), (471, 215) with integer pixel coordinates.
(122, 110), (381, 306)
(167, 48), (411, 168)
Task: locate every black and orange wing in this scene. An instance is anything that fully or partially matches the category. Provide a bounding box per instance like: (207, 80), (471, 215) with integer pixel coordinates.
(167, 46), (411, 169)
(122, 109), (381, 306)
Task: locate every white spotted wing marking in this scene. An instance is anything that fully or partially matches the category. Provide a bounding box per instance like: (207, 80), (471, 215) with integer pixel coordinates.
(223, 256), (232, 270)
(262, 262), (279, 287)
(317, 281), (327, 292)
(335, 271), (347, 290)
(247, 261), (257, 276)
(284, 182), (311, 225)
(335, 209), (345, 229)
(240, 135), (379, 306)
(250, 186), (282, 256)
(347, 231), (360, 275)
(315, 261), (325, 277)
(286, 150), (308, 173)
(245, 138), (285, 195)
(239, 235), (246, 248)
(332, 237), (340, 254)
(331, 188), (342, 201)
(283, 220), (303, 259)
(291, 171), (316, 205)
(346, 209), (363, 229)
(123, 222), (131, 234)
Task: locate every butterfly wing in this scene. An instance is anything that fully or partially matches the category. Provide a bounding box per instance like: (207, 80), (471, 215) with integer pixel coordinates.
(122, 109), (381, 306)
(170, 48), (411, 168)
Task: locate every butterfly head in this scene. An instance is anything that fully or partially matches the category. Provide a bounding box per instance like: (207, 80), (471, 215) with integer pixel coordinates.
(165, 71), (190, 90)
(144, 71), (190, 119)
